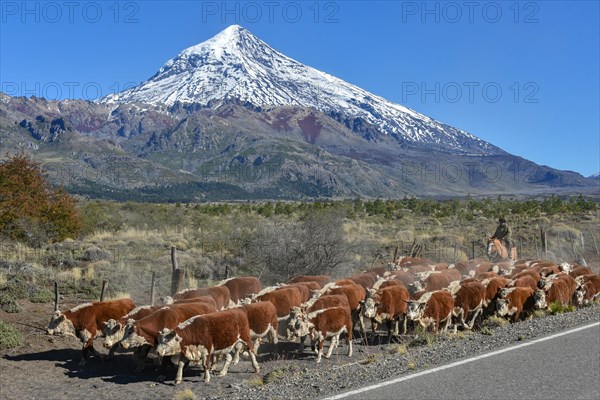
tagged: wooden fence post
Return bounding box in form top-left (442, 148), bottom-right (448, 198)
top-left (170, 246), bottom-right (184, 296)
top-left (100, 280), bottom-right (108, 301)
top-left (171, 269), bottom-right (185, 296)
top-left (541, 229), bottom-right (547, 260)
top-left (471, 241), bottom-right (476, 260)
top-left (171, 246), bottom-right (178, 273)
top-left (150, 271), bottom-right (156, 306)
top-left (53, 281), bottom-right (59, 312)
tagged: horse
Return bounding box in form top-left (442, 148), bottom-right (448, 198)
top-left (487, 238), bottom-right (517, 262)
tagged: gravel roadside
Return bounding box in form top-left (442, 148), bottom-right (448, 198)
top-left (235, 304), bottom-right (600, 400)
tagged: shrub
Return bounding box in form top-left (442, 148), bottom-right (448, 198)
top-left (482, 316), bottom-right (509, 328)
top-left (30, 288), bottom-right (55, 303)
top-left (1, 281), bottom-right (29, 299)
top-left (0, 293), bottom-right (21, 313)
top-left (548, 302), bottom-right (575, 315)
top-left (81, 245), bottom-right (112, 262)
top-left (0, 320), bottom-right (23, 350)
top-left (0, 154), bottom-right (82, 246)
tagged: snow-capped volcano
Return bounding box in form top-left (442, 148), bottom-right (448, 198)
top-left (101, 25), bottom-right (500, 154)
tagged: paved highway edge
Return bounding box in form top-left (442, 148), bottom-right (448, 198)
top-left (323, 321), bottom-right (600, 400)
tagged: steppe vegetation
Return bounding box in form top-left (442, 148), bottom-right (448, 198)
top-left (1, 155), bottom-right (598, 350)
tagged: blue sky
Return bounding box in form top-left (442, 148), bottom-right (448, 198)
top-left (1, 1), bottom-right (598, 176)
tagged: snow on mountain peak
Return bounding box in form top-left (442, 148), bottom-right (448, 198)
top-left (100, 25), bottom-right (500, 154)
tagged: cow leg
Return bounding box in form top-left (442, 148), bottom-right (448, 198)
top-left (346, 331), bottom-right (353, 357)
top-left (79, 339), bottom-right (97, 366)
top-left (269, 325), bottom-right (279, 345)
top-left (325, 335), bottom-right (337, 359)
top-left (357, 313), bottom-right (368, 344)
top-left (315, 340), bottom-right (324, 363)
top-left (219, 353), bottom-right (233, 376)
top-left (253, 338), bottom-right (261, 356)
top-left (174, 356), bottom-right (186, 385)
top-left (468, 308), bottom-right (482, 330)
top-left (210, 354), bottom-right (219, 371)
top-left (248, 344), bottom-right (260, 372)
top-left (444, 313), bottom-right (453, 333)
top-left (134, 345), bottom-right (151, 372)
top-left (299, 334), bottom-right (307, 354)
top-left (203, 354), bottom-right (212, 383)
top-left (401, 315), bottom-right (408, 335)
top-left (232, 342), bottom-right (244, 365)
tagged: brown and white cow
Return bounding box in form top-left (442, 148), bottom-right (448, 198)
top-left (218, 276), bottom-right (261, 304)
top-left (574, 274), bottom-right (600, 307)
top-left (287, 306), bottom-right (353, 363)
top-left (253, 286), bottom-right (303, 321)
top-left (103, 305), bottom-right (161, 354)
top-left (386, 270), bottom-right (415, 289)
top-left (348, 272), bottom-right (378, 290)
top-left (509, 274), bottom-right (539, 291)
top-left (570, 266), bottom-right (594, 279)
top-left (450, 281), bottom-right (486, 330)
top-left (165, 286), bottom-right (231, 310)
top-left (415, 270), bottom-right (461, 292)
top-left (496, 287), bottom-right (535, 322)
top-left (120, 302), bottom-right (217, 351)
top-left (47, 298), bottom-right (135, 366)
top-left (304, 294), bottom-right (351, 314)
top-left (360, 285), bottom-right (410, 338)
top-left (156, 309), bottom-right (259, 384)
top-left (172, 295), bottom-right (218, 308)
top-left (237, 301), bottom-right (279, 354)
top-left (287, 275), bottom-right (331, 288)
top-left (319, 282), bottom-right (367, 336)
top-left (534, 278), bottom-right (572, 310)
top-left (406, 290), bottom-right (454, 334)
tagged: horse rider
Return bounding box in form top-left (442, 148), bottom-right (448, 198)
top-left (491, 216), bottom-right (513, 257)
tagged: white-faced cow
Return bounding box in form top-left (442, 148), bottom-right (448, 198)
top-left (103, 305), bottom-right (161, 356)
top-left (534, 279), bottom-right (572, 310)
top-left (575, 274), bottom-right (600, 307)
top-left (47, 298), bottom-right (135, 366)
top-left (287, 306), bottom-right (353, 363)
top-left (450, 281), bottom-right (486, 330)
top-left (156, 309), bottom-right (259, 384)
top-left (120, 302), bottom-right (217, 352)
top-left (496, 287), bottom-right (535, 322)
top-left (360, 285), bottom-right (410, 339)
top-left (406, 290), bottom-right (454, 334)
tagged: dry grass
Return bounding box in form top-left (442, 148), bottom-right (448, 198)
top-left (107, 291), bottom-right (131, 300)
top-left (483, 316), bottom-right (510, 328)
top-left (173, 388), bottom-right (196, 400)
top-left (388, 343), bottom-right (408, 355)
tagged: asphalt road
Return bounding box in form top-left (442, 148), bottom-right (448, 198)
top-left (325, 322), bottom-right (600, 400)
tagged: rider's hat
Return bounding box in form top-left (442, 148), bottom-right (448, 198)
top-left (498, 216), bottom-right (506, 223)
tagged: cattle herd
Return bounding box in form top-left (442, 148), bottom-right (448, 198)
top-left (45, 257), bottom-right (600, 385)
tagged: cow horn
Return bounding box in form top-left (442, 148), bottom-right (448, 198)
top-left (53, 281), bottom-right (59, 312)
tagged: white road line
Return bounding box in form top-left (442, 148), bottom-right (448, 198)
top-left (323, 322), bottom-right (600, 400)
